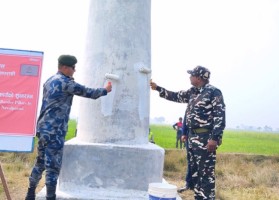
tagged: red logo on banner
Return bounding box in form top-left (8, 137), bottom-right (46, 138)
top-left (0, 49), bottom-right (43, 136)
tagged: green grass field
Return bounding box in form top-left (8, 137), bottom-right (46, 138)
top-left (150, 125), bottom-right (279, 155)
top-left (66, 120), bottom-right (279, 156)
top-left (217, 129), bottom-right (279, 155)
top-left (150, 124), bottom-right (279, 155)
top-left (65, 120), bottom-right (77, 141)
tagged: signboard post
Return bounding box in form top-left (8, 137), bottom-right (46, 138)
top-left (0, 163), bottom-right (12, 200)
top-left (0, 48), bottom-right (43, 152)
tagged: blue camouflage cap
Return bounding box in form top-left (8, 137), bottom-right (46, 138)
top-left (187, 66), bottom-right (210, 80)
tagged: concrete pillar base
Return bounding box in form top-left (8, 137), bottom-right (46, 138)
top-left (36, 138), bottom-right (169, 199)
top-left (36, 186), bottom-right (148, 200)
top-left (36, 184), bottom-right (182, 200)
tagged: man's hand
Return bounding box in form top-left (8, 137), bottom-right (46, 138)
top-left (206, 139), bottom-right (217, 152)
top-left (181, 135), bottom-right (187, 142)
top-left (150, 79), bottom-right (157, 90)
top-left (105, 81), bottom-right (112, 93)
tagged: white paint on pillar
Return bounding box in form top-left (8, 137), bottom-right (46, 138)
top-left (134, 62), bottom-right (151, 120)
top-left (77, 0), bottom-right (151, 145)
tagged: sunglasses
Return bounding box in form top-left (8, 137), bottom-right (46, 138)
top-left (67, 65), bottom-right (75, 70)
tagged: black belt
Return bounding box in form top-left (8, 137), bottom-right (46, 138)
top-left (191, 128), bottom-right (210, 134)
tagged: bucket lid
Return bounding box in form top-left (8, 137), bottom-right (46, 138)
top-left (148, 182), bottom-right (177, 197)
top-left (149, 183), bottom-right (177, 190)
top-left (148, 183), bottom-right (177, 194)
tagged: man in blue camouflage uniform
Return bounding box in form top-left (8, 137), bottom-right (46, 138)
top-left (179, 114), bottom-right (193, 191)
top-left (150, 66), bottom-right (225, 200)
top-left (25, 55), bottom-right (112, 200)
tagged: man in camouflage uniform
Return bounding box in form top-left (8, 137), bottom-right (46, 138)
top-left (25, 55), bottom-right (112, 200)
top-left (150, 66), bottom-right (225, 200)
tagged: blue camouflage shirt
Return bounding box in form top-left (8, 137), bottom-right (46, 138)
top-left (36, 72), bottom-right (107, 137)
top-left (156, 83), bottom-right (226, 141)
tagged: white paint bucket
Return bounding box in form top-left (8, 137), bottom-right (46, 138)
top-left (148, 182), bottom-right (177, 200)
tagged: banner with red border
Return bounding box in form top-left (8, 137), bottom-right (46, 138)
top-left (0, 48), bottom-right (43, 152)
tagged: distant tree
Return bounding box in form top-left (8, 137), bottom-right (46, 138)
top-left (151, 116), bottom-right (166, 124)
top-left (263, 125), bottom-right (272, 132)
top-left (155, 116), bottom-right (165, 123)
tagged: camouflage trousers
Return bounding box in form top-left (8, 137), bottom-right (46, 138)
top-left (188, 131), bottom-right (216, 200)
top-left (28, 132), bottom-right (65, 188)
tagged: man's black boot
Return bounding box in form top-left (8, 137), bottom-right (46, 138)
top-left (25, 187), bottom-right (36, 200)
top-left (46, 186), bottom-right (56, 200)
top-left (177, 184), bottom-right (194, 193)
top-left (46, 194), bottom-right (56, 200)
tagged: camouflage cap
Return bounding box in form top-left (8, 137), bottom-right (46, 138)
top-left (187, 66), bottom-right (210, 80)
top-left (58, 55), bottom-right (77, 66)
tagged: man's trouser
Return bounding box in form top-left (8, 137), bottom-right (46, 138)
top-left (176, 134), bottom-right (183, 149)
top-left (28, 133), bottom-right (64, 198)
top-left (185, 139), bottom-right (193, 188)
top-left (188, 129), bottom-right (216, 200)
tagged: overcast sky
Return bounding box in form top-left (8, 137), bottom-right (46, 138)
top-left (1, 0), bottom-right (279, 129)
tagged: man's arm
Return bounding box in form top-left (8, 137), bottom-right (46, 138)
top-left (207, 89), bottom-right (226, 152)
top-left (66, 80), bottom-right (111, 99)
top-left (211, 89), bottom-right (226, 141)
top-left (150, 80), bottom-right (189, 103)
top-left (173, 123), bottom-right (177, 130)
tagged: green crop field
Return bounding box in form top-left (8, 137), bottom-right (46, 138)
top-left (66, 120), bottom-right (279, 155)
top-left (217, 129), bottom-right (279, 155)
top-left (150, 124), bottom-right (279, 155)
